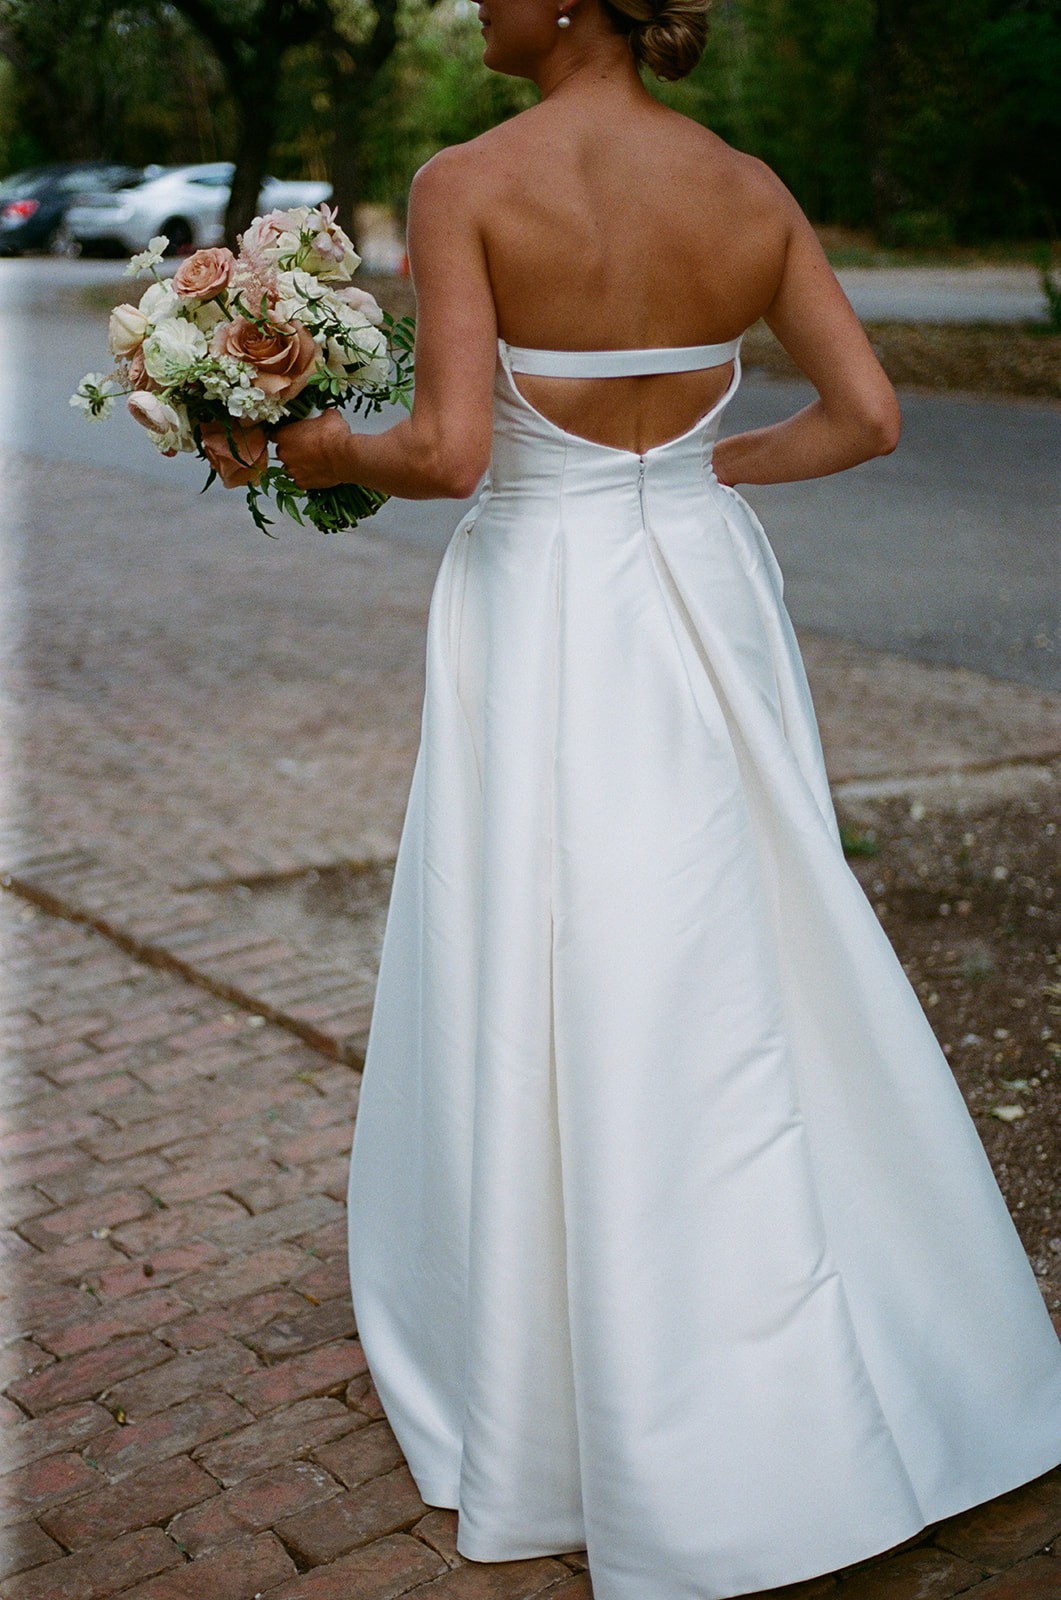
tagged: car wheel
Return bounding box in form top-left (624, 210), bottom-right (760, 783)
top-left (49, 222), bottom-right (81, 258)
top-left (161, 218), bottom-right (194, 256)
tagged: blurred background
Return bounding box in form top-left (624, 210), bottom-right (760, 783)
top-left (1, 0), bottom-right (1060, 257)
top-left (1, 14), bottom-right (1060, 1557)
top-left (1, 0), bottom-right (1058, 688)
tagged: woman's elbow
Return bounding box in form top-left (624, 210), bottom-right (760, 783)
top-left (420, 429), bottom-right (490, 499)
top-left (873, 394), bottom-right (902, 457)
top-left (444, 454), bottom-right (489, 499)
top-left (846, 393), bottom-right (900, 462)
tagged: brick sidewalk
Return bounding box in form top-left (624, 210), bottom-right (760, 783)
top-left (3, 860), bottom-right (1061, 1597)
top-left (2, 449), bottom-right (1060, 1595)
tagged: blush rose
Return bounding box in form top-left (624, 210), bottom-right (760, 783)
top-left (199, 420), bottom-right (270, 488)
top-left (125, 347), bottom-right (160, 392)
top-left (210, 316), bottom-right (320, 404)
top-left (172, 247), bottom-right (235, 301)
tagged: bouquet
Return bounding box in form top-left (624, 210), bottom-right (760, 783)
top-left (70, 205), bottom-right (415, 534)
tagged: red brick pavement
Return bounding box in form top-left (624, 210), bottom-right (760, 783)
top-left (3, 885), bottom-right (1061, 1598)
top-left (3, 451), bottom-right (1061, 1593)
top-left (4, 450), bottom-right (1060, 1075)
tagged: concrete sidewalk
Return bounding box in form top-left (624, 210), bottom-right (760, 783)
top-left (1, 450), bottom-right (1060, 1597)
top-left (835, 264), bottom-right (1048, 326)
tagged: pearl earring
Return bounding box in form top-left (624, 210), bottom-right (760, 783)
top-left (557, 12), bottom-right (571, 24)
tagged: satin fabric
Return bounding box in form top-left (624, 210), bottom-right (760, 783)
top-left (346, 339), bottom-right (1061, 1600)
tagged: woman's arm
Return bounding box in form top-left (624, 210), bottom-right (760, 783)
top-left (713, 192), bottom-right (901, 488)
top-left (275, 148), bottom-right (497, 500)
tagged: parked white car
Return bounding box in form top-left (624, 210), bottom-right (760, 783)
top-left (65, 162), bottom-right (331, 256)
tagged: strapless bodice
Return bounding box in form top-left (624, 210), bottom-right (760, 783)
top-left (488, 336), bottom-right (744, 502)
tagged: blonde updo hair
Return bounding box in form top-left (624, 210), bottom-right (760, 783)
top-left (600, 0), bottom-right (711, 81)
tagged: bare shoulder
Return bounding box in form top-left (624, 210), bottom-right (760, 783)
top-left (410, 116), bottom-right (530, 205)
top-left (409, 141), bottom-right (483, 208)
top-left (692, 126), bottom-right (798, 222)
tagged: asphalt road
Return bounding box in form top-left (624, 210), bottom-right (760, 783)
top-left (2, 258), bottom-right (1059, 689)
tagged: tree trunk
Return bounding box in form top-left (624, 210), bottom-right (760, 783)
top-left (328, 52), bottom-right (368, 241)
top-left (865, 0), bottom-right (897, 233)
top-left (223, 57), bottom-right (280, 246)
top-left (326, 0), bottom-right (401, 246)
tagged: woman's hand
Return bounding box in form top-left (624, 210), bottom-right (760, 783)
top-left (274, 409), bottom-right (354, 490)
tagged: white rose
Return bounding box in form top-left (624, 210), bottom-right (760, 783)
top-left (327, 319), bottom-right (389, 388)
top-left (127, 392), bottom-right (192, 453)
top-left (142, 317), bottom-right (208, 383)
top-left (108, 303), bottom-right (149, 357)
top-left (138, 280), bottom-right (180, 323)
top-left (188, 299), bottom-right (226, 335)
top-left (273, 267), bottom-right (325, 324)
top-left (335, 284), bottom-right (384, 327)
top-left (242, 209), bottom-right (307, 265)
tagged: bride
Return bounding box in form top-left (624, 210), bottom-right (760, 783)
top-left (276, 2), bottom-right (1061, 1596)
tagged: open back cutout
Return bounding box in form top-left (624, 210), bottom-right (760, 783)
top-left (500, 337), bottom-right (743, 456)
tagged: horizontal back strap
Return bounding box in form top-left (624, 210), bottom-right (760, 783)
top-left (503, 336), bottom-right (742, 378)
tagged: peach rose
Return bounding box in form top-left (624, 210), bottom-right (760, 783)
top-left (200, 420), bottom-right (269, 488)
top-left (125, 347), bottom-right (160, 392)
top-left (210, 315), bottom-right (320, 404)
top-left (172, 247), bottom-right (235, 301)
top-left (127, 392), bottom-right (189, 456)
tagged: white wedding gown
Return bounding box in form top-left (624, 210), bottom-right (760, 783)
top-left (346, 335), bottom-right (1061, 1600)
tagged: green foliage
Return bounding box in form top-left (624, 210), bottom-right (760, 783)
top-left (654, 0), bottom-right (876, 226)
top-left (867, 0), bottom-right (1061, 242)
top-left (840, 826), bottom-right (881, 859)
top-left (245, 463), bottom-right (391, 535)
top-left (3, 0), bottom-right (1060, 243)
top-left (353, 0), bottom-right (536, 204)
top-left (0, 0), bottom-right (234, 171)
top-left (1034, 245), bottom-right (1061, 333)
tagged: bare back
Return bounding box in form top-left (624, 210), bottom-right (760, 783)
top-left (391, 55), bottom-right (897, 492)
top-left (465, 91), bottom-right (789, 453)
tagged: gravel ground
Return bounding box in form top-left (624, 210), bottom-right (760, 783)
top-left (742, 320), bottom-right (1061, 402)
top-left (837, 771), bottom-right (1061, 1307)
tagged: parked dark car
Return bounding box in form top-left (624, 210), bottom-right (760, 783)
top-left (0, 162), bottom-right (143, 255)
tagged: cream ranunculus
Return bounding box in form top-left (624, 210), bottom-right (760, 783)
top-left (187, 298), bottom-right (226, 336)
top-left (108, 303), bottom-right (149, 357)
top-left (142, 317), bottom-right (208, 384)
top-left (272, 267), bottom-right (326, 325)
top-left (327, 311), bottom-right (389, 388)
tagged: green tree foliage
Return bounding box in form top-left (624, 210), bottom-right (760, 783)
top-left (1, 0), bottom-right (1059, 244)
top-left (654, 0), bottom-right (876, 225)
top-left (0, 0), bottom-right (232, 172)
top-left (866, 0), bottom-right (1061, 241)
top-left (352, 0), bottom-right (535, 205)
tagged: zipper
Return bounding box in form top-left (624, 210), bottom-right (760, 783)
top-left (637, 455), bottom-right (646, 526)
